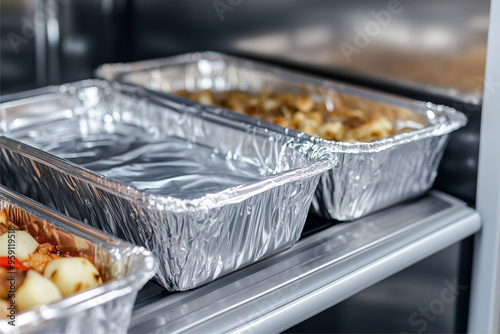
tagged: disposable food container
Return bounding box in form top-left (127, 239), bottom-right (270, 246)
top-left (96, 51), bottom-right (467, 220)
top-left (0, 185), bottom-right (157, 334)
top-left (0, 80), bottom-right (333, 290)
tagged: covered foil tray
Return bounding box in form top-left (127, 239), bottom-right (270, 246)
top-left (0, 185), bottom-right (157, 334)
top-left (0, 80), bottom-right (334, 290)
top-left (96, 51), bottom-right (468, 220)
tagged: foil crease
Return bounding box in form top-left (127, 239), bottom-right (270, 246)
top-left (96, 51), bottom-right (467, 220)
top-left (0, 80), bottom-right (333, 290)
top-left (0, 186), bottom-right (157, 334)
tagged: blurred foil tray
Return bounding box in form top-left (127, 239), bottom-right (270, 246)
top-left (96, 51), bottom-right (467, 220)
top-left (0, 80), bottom-right (333, 291)
top-left (0, 185), bottom-right (157, 334)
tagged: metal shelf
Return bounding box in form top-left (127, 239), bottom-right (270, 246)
top-left (128, 191), bottom-right (480, 334)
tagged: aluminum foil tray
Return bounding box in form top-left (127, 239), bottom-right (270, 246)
top-left (0, 185), bottom-right (157, 334)
top-left (0, 80), bottom-right (333, 290)
top-left (96, 51), bottom-right (467, 220)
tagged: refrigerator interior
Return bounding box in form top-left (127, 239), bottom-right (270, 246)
top-left (1, 0), bottom-right (498, 333)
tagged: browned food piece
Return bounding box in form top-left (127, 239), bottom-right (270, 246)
top-left (0, 209), bottom-right (17, 235)
top-left (0, 209), bottom-right (7, 224)
top-left (0, 267), bottom-right (27, 299)
top-left (26, 252), bottom-right (59, 274)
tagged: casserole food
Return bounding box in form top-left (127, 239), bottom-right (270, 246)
top-left (0, 208), bottom-right (104, 316)
top-left (0, 185), bottom-right (157, 334)
top-left (174, 89), bottom-right (429, 142)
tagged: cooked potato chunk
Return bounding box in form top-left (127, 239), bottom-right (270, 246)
top-left (0, 230), bottom-right (39, 262)
top-left (44, 257), bottom-right (102, 297)
top-left (16, 270), bottom-right (62, 312)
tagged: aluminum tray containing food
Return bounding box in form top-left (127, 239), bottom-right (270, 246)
top-left (0, 185), bottom-right (157, 334)
top-left (0, 80), bottom-right (333, 291)
top-left (96, 51), bottom-right (467, 220)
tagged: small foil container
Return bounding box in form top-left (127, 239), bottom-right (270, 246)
top-left (96, 51), bottom-right (467, 220)
top-left (0, 80), bottom-right (334, 290)
top-left (0, 185), bottom-right (157, 334)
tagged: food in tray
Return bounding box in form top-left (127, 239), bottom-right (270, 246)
top-left (174, 89), bottom-right (429, 142)
top-left (0, 209), bottom-right (103, 317)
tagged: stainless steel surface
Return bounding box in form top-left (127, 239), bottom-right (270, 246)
top-left (469, 0), bottom-right (500, 332)
top-left (97, 51), bottom-right (467, 220)
top-left (127, 191), bottom-right (480, 333)
top-left (286, 236), bottom-right (473, 333)
top-left (0, 185), bottom-right (157, 334)
top-left (0, 79), bottom-right (333, 291)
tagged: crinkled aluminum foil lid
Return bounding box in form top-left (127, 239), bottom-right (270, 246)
top-left (0, 80), bottom-right (334, 290)
top-left (0, 185), bottom-right (158, 334)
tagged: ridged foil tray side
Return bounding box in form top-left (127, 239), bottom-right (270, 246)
top-left (96, 51), bottom-right (467, 220)
top-left (311, 135), bottom-right (450, 220)
top-left (22, 292), bottom-right (137, 334)
top-left (1, 145), bottom-right (321, 290)
top-left (0, 185), bottom-right (157, 334)
top-left (0, 80), bottom-right (333, 290)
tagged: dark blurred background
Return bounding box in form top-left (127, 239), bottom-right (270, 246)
top-left (0, 1), bottom-right (489, 332)
top-left (1, 0), bottom-right (489, 100)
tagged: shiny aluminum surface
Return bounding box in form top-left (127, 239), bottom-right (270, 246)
top-left (0, 80), bottom-right (333, 290)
